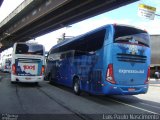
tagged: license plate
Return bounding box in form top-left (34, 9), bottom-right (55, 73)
top-left (128, 88), bottom-right (135, 91)
top-left (25, 78), bottom-right (31, 80)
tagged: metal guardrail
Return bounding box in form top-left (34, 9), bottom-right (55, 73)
top-left (0, 0), bottom-right (33, 27)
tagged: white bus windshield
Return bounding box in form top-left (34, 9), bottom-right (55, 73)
top-left (15, 43), bottom-right (44, 55)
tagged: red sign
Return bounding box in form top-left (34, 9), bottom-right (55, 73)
top-left (23, 65), bottom-right (35, 70)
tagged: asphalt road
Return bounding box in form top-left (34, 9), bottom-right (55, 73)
top-left (0, 72), bottom-right (160, 120)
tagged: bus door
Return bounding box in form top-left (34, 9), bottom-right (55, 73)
top-left (59, 53), bottom-right (69, 86)
top-left (88, 55), bottom-right (102, 93)
top-left (76, 55), bottom-right (90, 91)
top-left (74, 51), bottom-right (99, 92)
top-left (73, 51), bottom-right (89, 91)
top-left (58, 51), bottom-right (74, 86)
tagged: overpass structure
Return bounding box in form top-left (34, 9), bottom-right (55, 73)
top-left (0, 0), bottom-right (138, 52)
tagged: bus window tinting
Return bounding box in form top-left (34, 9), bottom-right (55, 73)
top-left (51, 29), bottom-right (106, 54)
top-left (15, 44), bottom-right (44, 55)
top-left (114, 26), bottom-right (150, 47)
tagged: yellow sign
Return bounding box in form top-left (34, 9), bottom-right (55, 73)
top-left (138, 4), bottom-right (156, 20)
top-left (139, 4), bottom-right (156, 11)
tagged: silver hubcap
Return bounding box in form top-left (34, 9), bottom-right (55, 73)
top-left (74, 82), bottom-right (79, 92)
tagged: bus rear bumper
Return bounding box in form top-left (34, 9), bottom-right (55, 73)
top-left (11, 75), bottom-right (44, 83)
top-left (102, 84), bottom-right (149, 95)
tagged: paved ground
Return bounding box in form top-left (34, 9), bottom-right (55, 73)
top-left (149, 78), bottom-right (160, 87)
top-left (0, 72), bottom-right (160, 120)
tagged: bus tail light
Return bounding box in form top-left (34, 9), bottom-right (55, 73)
top-left (12, 64), bottom-right (16, 75)
top-left (106, 64), bottom-right (116, 84)
top-left (145, 67), bottom-right (150, 84)
top-left (40, 65), bottom-right (45, 75)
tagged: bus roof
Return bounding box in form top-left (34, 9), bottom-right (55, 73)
top-left (51, 24), bottom-right (145, 50)
top-left (15, 42), bottom-right (42, 45)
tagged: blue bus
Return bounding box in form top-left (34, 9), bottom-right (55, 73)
top-left (45, 24), bottom-right (150, 95)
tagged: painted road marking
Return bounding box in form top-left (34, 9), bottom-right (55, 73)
top-left (140, 102), bottom-right (160, 109)
top-left (108, 98), bottom-right (160, 115)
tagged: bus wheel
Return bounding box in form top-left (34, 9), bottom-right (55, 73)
top-left (34, 82), bottom-right (39, 85)
top-left (49, 75), bottom-right (54, 85)
top-left (73, 78), bottom-right (81, 95)
top-left (11, 81), bottom-right (16, 84)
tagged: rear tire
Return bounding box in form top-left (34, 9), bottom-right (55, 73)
top-left (73, 78), bottom-right (81, 95)
top-left (35, 82), bottom-right (39, 85)
top-left (49, 74), bottom-right (54, 85)
top-left (11, 81), bottom-right (16, 84)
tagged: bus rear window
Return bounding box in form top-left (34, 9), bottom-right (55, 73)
top-left (114, 26), bottom-right (150, 47)
top-left (15, 44), bottom-right (44, 55)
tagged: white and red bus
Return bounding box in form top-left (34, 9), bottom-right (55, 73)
top-left (11, 42), bottom-right (45, 84)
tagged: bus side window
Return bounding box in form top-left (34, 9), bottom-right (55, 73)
top-left (66, 52), bottom-right (73, 58)
top-left (60, 53), bottom-right (65, 59)
top-left (82, 29), bottom-right (106, 52)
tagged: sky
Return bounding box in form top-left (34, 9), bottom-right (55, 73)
top-left (0, 0), bottom-right (160, 54)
